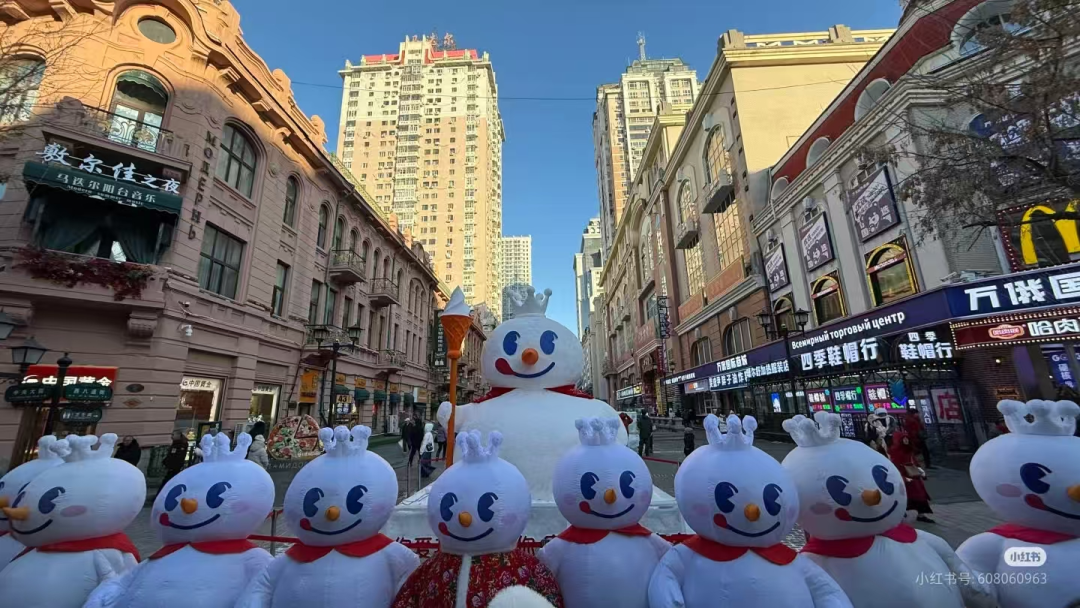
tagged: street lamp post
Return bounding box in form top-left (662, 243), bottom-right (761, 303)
top-left (42, 353), bottom-right (72, 436)
top-left (757, 308), bottom-right (810, 413)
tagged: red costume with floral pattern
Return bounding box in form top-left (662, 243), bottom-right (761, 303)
top-left (392, 549), bottom-right (563, 608)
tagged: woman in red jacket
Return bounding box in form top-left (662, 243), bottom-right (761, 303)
top-left (889, 429), bottom-right (935, 523)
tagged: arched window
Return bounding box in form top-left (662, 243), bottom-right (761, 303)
top-left (639, 213), bottom-right (654, 284)
top-left (332, 217), bottom-right (346, 251)
top-left (109, 70), bottom-right (169, 151)
top-left (0, 58), bottom-right (45, 125)
top-left (691, 338), bottom-right (712, 366)
top-left (723, 319), bottom-right (753, 356)
top-left (396, 269), bottom-right (404, 290)
top-left (348, 229), bottom-right (359, 253)
top-left (362, 240), bottom-right (371, 266)
top-left (954, 1), bottom-right (1022, 56)
top-left (855, 79), bottom-right (892, 121)
top-left (811, 274), bottom-right (846, 325)
top-left (806, 137), bottom-right (831, 167)
top-left (383, 258), bottom-right (391, 282)
top-left (283, 177), bottom-right (299, 226)
top-left (773, 297), bottom-right (795, 333)
top-left (677, 180), bottom-right (694, 224)
top-left (371, 248), bottom-right (382, 278)
top-left (867, 244), bottom-right (917, 306)
top-left (771, 178), bottom-right (790, 202)
top-left (316, 205), bottom-right (329, 249)
top-left (683, 239), bottom-right (705, 297)
top-left (703, 125), bottom-right (727, 185)
top-left (217, 124), bottom-right (257, 196)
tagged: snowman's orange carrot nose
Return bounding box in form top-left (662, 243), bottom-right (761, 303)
top-left (2, 507), bottom-right (28, 520)
top-left (181, 498), bottom-right (199, 514)
top-left (458, 511), bottom-right (473, 527)
top-left (604, 489), bottom-right (617, 504)
top-left (861, 489), bottom-right (882, 506)
top-left (326, 506), bottom-right (341, 521)
top-left (1068, 484), bottom-right (1080, 502)
top-left (521, 348), bottom-right (539, 365)
top-left (0, 496), bottom-right (8, 509)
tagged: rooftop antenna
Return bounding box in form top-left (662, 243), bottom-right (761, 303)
top-left (637, 32), bottom-right (647, 61)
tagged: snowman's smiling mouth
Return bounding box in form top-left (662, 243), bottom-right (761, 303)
top-left (835, 501), bottom-right (898, 523)
top-left (11, 519), bottom-right (52, 535)
top-left (495, 358), bottom-right (555, 379)
top-left (579, 501), bottom-right (635, 519)
top-left (300, 517), bottom-right (364, 535)
top-left (159, 512), bottom-right (220, 530)
top-left (438, 522), bottom-right (495, 542)
top-left (1025, 494), bottom-right (1080, 520)
top-left (712, 514), bottom-right (781, 537)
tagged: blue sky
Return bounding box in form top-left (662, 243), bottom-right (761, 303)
top-left (233, 0), bottom-right (901, 334)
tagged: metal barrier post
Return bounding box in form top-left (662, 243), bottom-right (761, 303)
top-left (269, 510), bottom-right (278, 555)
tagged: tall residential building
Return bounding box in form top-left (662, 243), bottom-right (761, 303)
top-left (593, 37), bottom-right (700, 254)
top-left (336, 33), bottom-right (505, 319)
top-left (573, 218), bottom-right (603, 337)
top-left (500, 236), bottom-right (532, 319)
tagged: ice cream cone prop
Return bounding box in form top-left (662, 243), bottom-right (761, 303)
top-left (440, 288), bottom-right (472, 466)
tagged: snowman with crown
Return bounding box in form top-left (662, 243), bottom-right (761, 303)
top-left (649, 414), bottom-right (851, 607)
top-left (538, 417), bottom-right (669, 608)
top-left (0, 434), bottom-right (144, 608)
top-left (782, 412), bottom-right (995, 608)
top-left (957, 399), bottom-right (1080, 607)
top-left (392, 429), bottom-right (564, 608)
top-left (84, 432), bottom-right (274, 608)
top-left (0, 435), bottom-right (64, 570)
top-left (235, 425), bottom-right (419, 608)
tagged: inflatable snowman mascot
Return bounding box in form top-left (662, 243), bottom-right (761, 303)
top-left (437, 288), bottom-right (626, 503)
top-left (538, 417), bottom-right (669, 608)
top-left (782, 412), bottom-right (994, 608)
top-left (958, 399), bottom-right (1080, 607)
top-left (236, 425), bottom-right (420, 608)
top-left (648, 414), bottom-right (851, 608)
top-left (392, 430), bottom-right (564, 608)
top-left (0, 434), bottom-right (144, 608)
top-left (85, 432), bottom-right (274, 608)
top-left (0, 435), bottom-right (64, 569)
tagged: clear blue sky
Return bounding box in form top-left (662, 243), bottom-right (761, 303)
top-left (233, 0), bottom-right (901, 334)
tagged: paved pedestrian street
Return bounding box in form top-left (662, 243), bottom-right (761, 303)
top-left (126, 429), bottom-right (1000, 557)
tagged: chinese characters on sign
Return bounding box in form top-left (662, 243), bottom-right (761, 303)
top-left (950, 267), bottom-right (1080, 316)
top-left (616, 385), bottom-right (643, 400)
top-left (898, 331), bottom-right (955, 361)
top-left (850, 167), bottom-right (899, 242)
top-left (707, 359), bottom-right (791, 391)
top-left (37, 144), bottom-right (179, 193)
top-left (831, 386), bottom-right (864, 411)
top-left (931, 388), bottom-right (964, 424)
top-left (806, 388), bottom-right (831, 412)
top-left (954, 314), bottom-right (1080, 349)
top-left (180, 377), bottom-right (217, 391)
top-left (63, 384), bottom-right (114, 402)
top-left (765, 245), bottom-right (789, 292)
top-left (865, 383), bottom-right (895, 410)
top-left (800, 213), bottom-right (834, 272)
top-left (60, 408), bottom-right (103, 424)
top-left (800, 338), bottom-right (880, 371)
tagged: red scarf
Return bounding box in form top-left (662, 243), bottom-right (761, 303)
top-left (988, 523), bottom-right (1078, 545)
top-left (557, 524), bottom-right (653, 544)
top-left (682, 535), bottom-right (797, 565)
top-left (149, 538), bottom-right (258, 560)
top-left (801, 524), bottom-right (917, 558)
top-left (472, 385), bottom-right (593, 403)
top-left (15, 532), bottom-right (140, 562)
top-left (285, 533), bottom-right (394, 563)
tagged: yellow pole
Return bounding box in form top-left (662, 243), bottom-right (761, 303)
top-left (446, 354), bottom-right (460, 465)
top-left (441, 314), bottom-right (468, 466)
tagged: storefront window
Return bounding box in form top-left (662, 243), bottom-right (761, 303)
top-left (691, 337), bottom-right (712, 365)
top-left (812, 275), bottom-right (845, 324)
top-left (773, 297), bottom-right (795, 333)
top-left (177, 377), bottom-right (222, 435)
top-left (250, 384), bottom-right (280, 424)
top-left (723, 319), bottom-right (753, 356)
top-left (684, 238), bottom-right (705, 296)
top-left (867, 245), bottom-right (916, 306)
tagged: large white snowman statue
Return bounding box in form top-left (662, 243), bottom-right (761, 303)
top-left (782, 412), bottom-right (994, 608)
top-left (649, 414), bottom-right (851, 608)
top-left (539, 417), bottom-right (669, 608)
top-left (958, 399), bottom-right (1080, 607)
top-left (85, 432), bottom-right (274, 608)
top-left (0, 435), bottom-right (64, 569)
top-left (0, 434), bottom-right (144, 608)
top-left (236, 425), bottom-right (420, 608)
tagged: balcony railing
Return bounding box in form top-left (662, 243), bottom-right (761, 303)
top-left (601, 357), bottom-right (615, 376)
top-left (304, 324), bottom-right (360, 347)
top-left (367, 278), bottom-right (400, 307)
top-left (376, 349), bottom-right (406, 370)
top-left (675, 218), bottom-right (700, 249)
top-left (70, 104), bottom-right (180, 158)
top-left (701, 160), bottom-right (736, 214)
top-left (329, 250), bottom-right (366, 284)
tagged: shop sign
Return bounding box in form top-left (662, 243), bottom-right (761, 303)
top-left (995, 386), bottom-right (1023, 400)
top-left (800, 213), bottom-right (834, 272)
top-left (684, 380), bottom-right (709, 394)
top-left (799, 337), bottom-right (880, 371)
top-left (61, 407), bottom-right (102, 423)
top-left (373, 379), bottom-right (387, 391)
top-left (354, 377), bottom-right (368, 389)
top-left (252, 384), bottom-right (279, 395)
top-left (765, 245), bottom-right (789, 292)
top-left (946, 265), bottom-right (1080, 317)
top-left (954, 312), bottom-right (1080, 349)
top-left (865, 383), bottom-right (895, 411)
top-left (832, 386), bottom-right (865, 411)
top-left (63, 384), bottom-right (113, 402)
top-left (1049, 353), bottom-right (1075, 387)
top-left (770, 392), bottom-right (782, 413)
top-left (851, 167), bottom-right (899, 242)
top-left (23, 365), bottom-right (116, 387)
top-left (617, 385), bottom-right (643, 400)
top-left (416, 388), bottom-right (428, 402)
top-left (5, 384), bottom-right (53, 403)
top-left (335, 373), bottom-right (347, 385)
top-left (897, 330), bottom-right (954, 361)
top-left (299, 370), bottom-right (320, 404)
top-left (389, 383), bottom-right (399, 393)
top-left (788, 290), bottom-right (950, 354)
top-left (180, 377), bottom-right (219, 391)
top-left (806, 388), bottom-right (832, 412)
top-left (931, 387), bottom-right (964, 424)
top-left (839, 412), bottom-right (857, 438)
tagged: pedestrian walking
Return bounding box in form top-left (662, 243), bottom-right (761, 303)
top-left (682, 423), bottom-right (695, 457)
top-left (865, 408), bottom-right (892, 456)
top-left (247, 434), bottom-right (270, 469)
top-left (904, 409), bottom-right (932, 468)
top-left (434, 420), bottom-right (447, 459)
top-left (420, 422), bottom-right (436, 478)
top-left (407, 415), bottom-right (424, 466)
top-left (113, 435), bottom-right (141, 467)
top-left (638, 409), bottom-right (653, 457)
top-left (159, 430), bottom-right (188, 494)
top-left (889, 429), bottom-right (935, 523)
top-left (400, 417), bottom-right (413, 453)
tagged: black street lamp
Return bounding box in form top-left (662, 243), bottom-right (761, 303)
top-left (10, 336), bottom-right (47, 370)
top-left (0, 311), bottom-right (22, 341)
top-left (42, 352), bottom-right (72, 436)
top-left (758, 308), bottom-right (810, 413)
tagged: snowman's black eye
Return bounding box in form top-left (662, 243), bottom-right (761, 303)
top-left (206, 481), bottom-right (231, 509)
top-left (714, 482), bottom-right (738, 513)
top-left (38, 486), bottom-right (65, 514)
top-left (346, 485), bottom-right (368, 514)
top-left (303, 487), bottom-right (324, 517)
top-left (478, 492), bottom-right (498, 522)
top-left (503, 331), bottom-right (520, 355)
top-left (872, 465), bottom-right (895, 496)
top-left (827, 475), bottom-right (852, 506)
top-left (540, 331), bottom-right (557, 355)
top-left (619, 471), bottom-right (636, 498)
top-left (580, 472), bottom-right (599, 500)
top-left (440, 492), bottom-right (458, 521)
top-left (164, 484), bottom-right (187, 511)
top-left (1021, 463), bottom-right (1051, 494)
top-left (763, 484), bottom-right (783, 516)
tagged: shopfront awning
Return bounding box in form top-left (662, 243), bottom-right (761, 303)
top-left (403, 392), bottom-right (415, 404)
top-left (389, 392), bottom-right (401, 404)
top-left (23, 161), bottom-right (183, 215)
top-left (354, 388), bottom-right (370, 402)
top-left (333, 384), bottom-right (351, 395)
top-left (373, 389), bottom-right (386, 402)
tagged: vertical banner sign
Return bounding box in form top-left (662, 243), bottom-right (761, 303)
top-left (806, 388), bottom-right (831, 412)
top-left (800, 213), bottom-right (834, 272)
top-left (765, 245), bottom-right (790, 292)
top-left (299, 370), bottom-right (320, 404)
top-left (850, 167), bottom-right (899, 242)
top-left (931, 388), bottom-right (964, 423)
top-left (839, 413), bottom-right (857, 438)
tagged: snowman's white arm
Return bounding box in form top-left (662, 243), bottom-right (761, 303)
top-left (233, 553), bottom-right (287, 608)
top-left (536, 538), bottom-right (564, 577)
top-left (797, 555), bottom-right (853, 608)
top-left (647, 533), bottom-right (672, 561)
top-left (84, 558), bottom-right (142, 608)
top-left (918, 530), bottom-right (997, 608)
top-left (956, 532), bottom-right (1004, 578)
top-left (386, 541), bottom-right (422, 593)
top-left (437, 401), bottom-right (472, 429)
top-left (647, 546), bottom-right (687, 608)
top-left (241, 548), bottom-right (274, 583)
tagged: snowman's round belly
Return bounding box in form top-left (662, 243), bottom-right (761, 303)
top-left (457, 393), bottom-right (625, 499)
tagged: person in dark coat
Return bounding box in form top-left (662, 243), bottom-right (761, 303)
top-left (682, 423), bottom-right (695, 457)
top-left (407, 416), bottom-right (424, 466)
top-left (248, 420), bottom-right (267, 441)
top-left (160, 430), bottom-right (189, 493)
top-left (114, 435), bottom-right (141, 467)
top-left (638, 409), bottom-right (653, 457)
top-left (400, 417), bottom-right (413, 453)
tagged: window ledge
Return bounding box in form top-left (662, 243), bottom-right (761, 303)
top-left (212, 176), bottom-right (254, 203)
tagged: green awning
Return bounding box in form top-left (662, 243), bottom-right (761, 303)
top-left (354, 388), bottom-right (370, 402)
top-left (389, 392), bottom-right (401, 404)
top-left (403, 392), bottom-right (415, 404)
top-left (23, 161), bottom-right (183, 215)
top-left (373, 390), bottom-right (386, 401)
top-left (333, 384), bottom-right (351, 395)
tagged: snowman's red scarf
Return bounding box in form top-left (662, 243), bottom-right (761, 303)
top-left (285, 533), bottom-right (394, 562)
top-left (988, 523), bottom-right (1077, 544)
top-left (14, 532), bottom-right (140, 562)
top-left (472, 385), bottom-right (593, 403)
top-left (801, 523), bottom-right (917, 558)
top-left (682, 535), bottom-right (797, 565)
top-left (557, 523), bottom-right (653, 544)
top-left (149, 538), bottom-right (258, 560)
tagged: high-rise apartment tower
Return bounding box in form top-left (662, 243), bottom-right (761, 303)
top-left (500, 235), bottom-right (532, 320)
